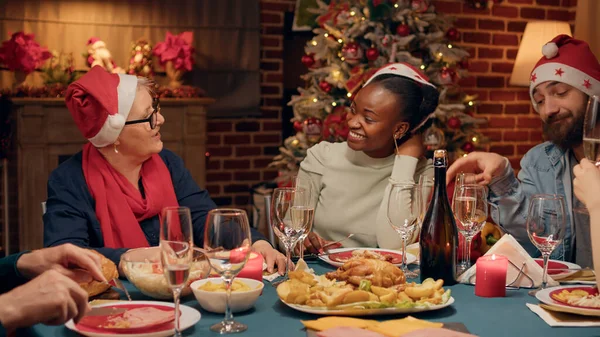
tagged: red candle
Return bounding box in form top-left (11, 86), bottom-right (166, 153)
top-left (475, 254), bottom-right (508, 298)
top-left (237, 252), bottom-right (264, 282)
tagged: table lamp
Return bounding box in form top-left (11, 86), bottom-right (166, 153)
top-left (509, 21), bottom-right (572, 86)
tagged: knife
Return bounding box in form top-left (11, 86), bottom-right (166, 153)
top-left (85, 306), bottom-right (128, 317)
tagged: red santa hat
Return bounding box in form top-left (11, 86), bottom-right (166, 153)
top-left (530, 34), bottom-right (600, 111)
top-left (65, 66), bottom-right (138, 147)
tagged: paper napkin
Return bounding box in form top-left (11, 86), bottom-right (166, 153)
top-left (458, 234), bottom-right (559, 288)
top-left (526, 303), bottom-right (600, 327)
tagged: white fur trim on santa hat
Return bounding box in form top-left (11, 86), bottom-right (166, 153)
top-left (88, 74), bottom-right (138, 147)
top-left (363, 63), bottom-right (436, 89)
top-left (529, 62), bottom-right (600, 112)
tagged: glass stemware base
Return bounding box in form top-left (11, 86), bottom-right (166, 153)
top-left (210, 321), bottom-right (248, 334)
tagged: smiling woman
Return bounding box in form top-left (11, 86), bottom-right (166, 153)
top-left (297, 63), bottom-right (439, 253)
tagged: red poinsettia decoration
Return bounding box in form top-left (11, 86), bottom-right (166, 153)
top-left (0, 32), bottom-right (52, 74)
top-left (152, 31), bottom-right (195, 72)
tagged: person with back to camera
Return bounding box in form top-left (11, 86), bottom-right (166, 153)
top-left (297, 63), bottom-right (439, 254)
top-left (43, 66), bottom-right (287, 275)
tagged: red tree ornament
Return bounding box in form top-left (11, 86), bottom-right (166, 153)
top-left (319, 80), bottom-right (333, 93)
top-left (446, 28), bottom-right (460, 42)
top-left (301, 54), bottom-right (315, 68)
top-left (396, 24), bottom-right (411, 37)
top-left (303, 117), bottom-right (323, 143)
top-left (366, 47), bottom-right (379, 61)
top-left (447, 116), bottom-right (462, 129)
top-left (411, 0), bottom-right (429, 13)
top-left (462, 141), bottom-right (475, 153)
top-left (341, 42), bottom-right (363, 65)
top-left (293, 120), bottom-right (304, 132)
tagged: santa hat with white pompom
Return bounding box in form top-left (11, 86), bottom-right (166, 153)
top-left (65, 65), bottom-right (138, 147)
top-left (529, 34), bottom-right (600, 111)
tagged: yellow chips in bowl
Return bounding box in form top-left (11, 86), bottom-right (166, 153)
top-left (198, 280), bottom-right (255, 292)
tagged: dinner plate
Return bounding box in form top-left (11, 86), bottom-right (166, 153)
top-left (536, 285), bottom-right (600, 316)
top-left (65, 301), bottom-right (200, 337)
top-left (319, 247), bottom-right (417, 268)
top-left (281, 296), bottom-right (454, 316)
top-left (533, 258), bottom-right (581, 280)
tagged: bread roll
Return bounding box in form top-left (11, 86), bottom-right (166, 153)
top-left (79, 250), bottom-right (119, 297)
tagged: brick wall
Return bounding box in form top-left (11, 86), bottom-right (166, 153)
top-left (208, 0), bottom-right (578, 208)
top-left (432, 0), bottom-right (577, 169)
top-left (205, 0), bottom-right (295, 207)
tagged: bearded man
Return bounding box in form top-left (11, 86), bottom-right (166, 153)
top-left (446, 35), bottom-right (600, 267)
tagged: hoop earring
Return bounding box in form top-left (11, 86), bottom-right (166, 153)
top-left (113, 144), bottom-right (119, 154)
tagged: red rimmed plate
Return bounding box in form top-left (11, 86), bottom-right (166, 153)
top-left (319, 248), bottom-right (416, 268)
top-left (536, 285), bottom-right (600, 316)
top-left (66, 301), bottom-right (200, 337)
top-left (533, 258), bottom-right (580, 280)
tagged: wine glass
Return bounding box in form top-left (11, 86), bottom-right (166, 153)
top-left (576, 95), bottom-right (600, 213)
top-left (453, 172), bottom-right (478, 273)
top-left (203, 208), bottom-right (252, 333)
top-left (526, 194), bottom-right (566, 296)
top-left (387, 182), bottom-right (421, 279)
top-left (452, 185), bottom-right (488, 271)
top-left (271, 187), bottom-right (311, 277)
top-left (293, 175), bottom-right (313, 260)
top-left (159, 206), bottom-right (193, 337)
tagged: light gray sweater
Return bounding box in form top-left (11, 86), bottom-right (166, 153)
top-left (298, 141), bottom-right (433, 249)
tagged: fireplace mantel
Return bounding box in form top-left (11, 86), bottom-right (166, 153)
top-left (9, 97), bottom-right (214, 251)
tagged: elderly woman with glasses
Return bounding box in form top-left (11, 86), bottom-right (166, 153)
top-left (43, 66), bottom-right (287, 274)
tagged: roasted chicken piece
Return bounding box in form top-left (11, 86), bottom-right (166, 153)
top-left (325, 258), bottom-right (406, 288)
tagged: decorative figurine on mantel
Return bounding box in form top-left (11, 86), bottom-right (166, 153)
top-left (84, 37), bottom-right (125, 74)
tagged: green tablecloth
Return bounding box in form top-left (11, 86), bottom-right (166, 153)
top-left (27, 261), bottom-right (600, 336)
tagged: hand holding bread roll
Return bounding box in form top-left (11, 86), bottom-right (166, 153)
top-left (79, 250), bottom-right (119, 297)
top-left (15, 244), bottom-right (106, 283)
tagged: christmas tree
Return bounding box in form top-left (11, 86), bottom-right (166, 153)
top-left (270, 0), bottom-right (487, 182)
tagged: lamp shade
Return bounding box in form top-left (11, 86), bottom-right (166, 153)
top-left (509, 21), bottom-right (572, 86)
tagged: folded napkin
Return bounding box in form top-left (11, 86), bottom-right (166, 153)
top-left (526, 303), bottom-right (600, 327)
top-left (458, 234), bottom-right (559, 288)
top-left (560, 269), bottom-right (596, 283)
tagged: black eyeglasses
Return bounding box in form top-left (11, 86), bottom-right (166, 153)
top-left (124, 97), bottom-right (160, 129)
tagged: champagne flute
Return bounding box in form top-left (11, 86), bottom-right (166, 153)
top-left (453, 172), bottom-right (477, 273)
top-left (159, 206), bottom-right (193, 337)
top-left (387, 182), bottom-right (421, 279)
top-left (526, 194), bottom-right (566, 296)
top-left (576, 95), bottom-right (600, 213)
top-left (271, 187), bottom-right (310, 277)
top-left (293, 175), bottom-right (313, 260)
top-left (204, 208), bottom-right (252, 333)
top-left (453, 185), bottom-right (488, 271)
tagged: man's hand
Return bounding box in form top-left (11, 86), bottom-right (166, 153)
top-left (252, 240), bottom-right (290, 275)
top-left (446, 151), bottom-right (509, 186)
top-left (573, 158), bottom-right (600, 210)
top-left (0, 270), bottom-right (91, 330)
top-left (396, 134), bottom-right (424, 158)
top-left (16, 244), bottom-right (106, 283)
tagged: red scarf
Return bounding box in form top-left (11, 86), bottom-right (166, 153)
top-left (82, 143), bottom-right (180, 248)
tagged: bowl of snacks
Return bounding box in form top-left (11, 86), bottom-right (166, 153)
top-left (120, 247), bottom-right (210, 300)
top-left (191, 277), bottom-right (264, 313)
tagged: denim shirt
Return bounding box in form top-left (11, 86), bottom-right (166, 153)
top-left (487, 141), bottom-right (573, 261)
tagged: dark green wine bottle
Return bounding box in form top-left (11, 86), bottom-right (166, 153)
top-left (419, 149), bottom-right (458, 285)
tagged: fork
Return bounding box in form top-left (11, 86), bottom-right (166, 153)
top-left (321, 233), bottom-right (355, 251)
